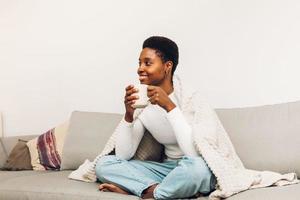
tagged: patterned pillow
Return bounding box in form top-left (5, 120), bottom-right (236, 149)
top-left (26, 121), bottom-right (69, 170)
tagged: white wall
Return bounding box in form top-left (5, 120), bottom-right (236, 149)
top-left (1, 0), bottom-right (300, 136)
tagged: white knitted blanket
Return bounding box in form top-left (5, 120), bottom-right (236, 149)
top-left (68, 74), bottom-right (299, 199)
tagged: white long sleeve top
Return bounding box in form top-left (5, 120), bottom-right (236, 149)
top-left (115, 91), bottom-right (199, 161)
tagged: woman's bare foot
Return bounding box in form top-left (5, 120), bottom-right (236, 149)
top-left (141, 183), bottom-right (159, 199)
top-left (99, 183), bottom-right (131, 195)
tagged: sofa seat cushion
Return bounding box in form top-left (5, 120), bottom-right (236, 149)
top-left (227, 184), bottom-right (300, 200)
top-left (0, 171), bottom-right (139, 200)
top-left (0, 170), bottom-right (43, 181)
top-left (1, 171), bottom-right (298, 200)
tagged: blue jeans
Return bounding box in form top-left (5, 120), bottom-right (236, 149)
top-left (95, 155), bottom-right (216, 199)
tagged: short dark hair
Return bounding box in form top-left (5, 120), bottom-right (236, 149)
top-left (142, 36), bottom-right (179, 76)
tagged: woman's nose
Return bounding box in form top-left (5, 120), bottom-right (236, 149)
top-left (137, 65), bottom-right (144, 74)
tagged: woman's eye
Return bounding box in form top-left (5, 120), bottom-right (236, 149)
top-left (146, 62), bottom-right (151, 66)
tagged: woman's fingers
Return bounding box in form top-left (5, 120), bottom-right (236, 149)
top-left (147, 90), bottom-right (156, 98)
top-left (124, 96), bottom-right (139, 107)
top-left (126, 89), bottom-right (138, 97)
top-left (125, 86), bottom-right (138, 97)
top-left (125, 85), bottom-right (134, 90)
top-left (124, 99), bottom-right (136, 106)
top-left (148, 96), bottom-right (158, 104)
top-left (124, 85), bottom-right (139, 106)
top-left (126, 95), bottom-right (139, 101)
top-left (124, 94), bottom-right (139, 104)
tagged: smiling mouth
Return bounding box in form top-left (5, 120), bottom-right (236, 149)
top-left (139, 75), bottom-right (148, 81)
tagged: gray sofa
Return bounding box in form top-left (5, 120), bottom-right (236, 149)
top-left (1, 100), bottom-right (300, 200)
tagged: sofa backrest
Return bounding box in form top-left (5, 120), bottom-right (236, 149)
top-left (2, 100), bottom-right (298, 176)
top-left (1, 135), bottom-right (38, 155)
top-left (60, 101), bottom-right (300, 174)
top-left (60, 111), bottom-right (123, 170)
top-left (215, 100), bottom-right (300, 176)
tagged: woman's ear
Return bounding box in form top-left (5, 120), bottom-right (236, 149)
top-left (165, 61), bottom-right (173, 75)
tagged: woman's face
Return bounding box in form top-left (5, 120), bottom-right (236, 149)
top-left (137, 47), bottom-right (168, 86)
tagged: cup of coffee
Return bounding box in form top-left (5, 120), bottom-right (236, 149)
top-left (132, 84), bottom-right (149, 109)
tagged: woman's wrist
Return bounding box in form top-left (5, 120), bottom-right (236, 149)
top-left (124, 113), bottom-right (133, 123)
top-left (164, 102), bottom-right (176, 112)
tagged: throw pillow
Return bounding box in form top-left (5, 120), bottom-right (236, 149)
top-left (26, 121), bottom-right (69, 170)
top-left (133, 129), bottom-right (165, 162)
top-left (2, 139), bottom-right (32, 170)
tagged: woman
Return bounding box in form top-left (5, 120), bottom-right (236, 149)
top-left (95, 36), bottom-right (216, 199)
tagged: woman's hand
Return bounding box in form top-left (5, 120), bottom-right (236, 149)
top-left (147, 85), bottom-right (176, 112)
top-left (124, 85), bottom-right (139, 122)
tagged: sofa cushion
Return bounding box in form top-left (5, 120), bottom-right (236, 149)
top-left (0, 171), bottom-right (140, 200)
top-left (60, 111), bottom-right (123, 170)
top-left (227, 184), bottom-right (300, 200)
top-left (0, 170), bottom-right (46, 180)
top-left (215, 100), bottom-right (300, 176)
top-left (0, 170), bottom-right (298, 200)
top-left (3, 139), bottom-right (32, 170)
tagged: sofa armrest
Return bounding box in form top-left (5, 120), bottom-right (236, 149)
top-left (0, 138), bottom-right (8, 169)
top-left (0, 112), bottom-right (3, 138)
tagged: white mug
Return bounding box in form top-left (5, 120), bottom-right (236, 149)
top-left (132, 84), bottom-right (149, 109)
